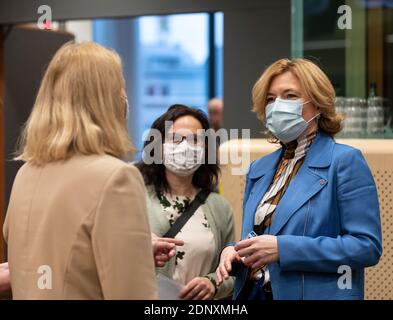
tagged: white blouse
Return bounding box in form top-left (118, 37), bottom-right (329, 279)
top-left (159, 192), bottom-right (216, 285)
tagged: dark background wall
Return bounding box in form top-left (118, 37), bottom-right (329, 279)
top-left (224, 3), bottom-right (291, 137)
top-left (0, 0), bottom-right (280, 24)
top-left (4, 27), bottom-right (74, 209)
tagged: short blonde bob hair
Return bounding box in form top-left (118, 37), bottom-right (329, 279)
top-left (252, 58), bottom-right (343, 140)
top-left (16, 41), bottom-right (134, 165)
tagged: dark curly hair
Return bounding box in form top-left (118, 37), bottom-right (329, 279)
top-left (135, 104), bottom-right (220, 196)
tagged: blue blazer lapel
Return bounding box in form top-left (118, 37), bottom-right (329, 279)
top-left (241, 148), bottom-right (282, 239)
top-left (269, 131), bottom-right (335, 235)
top-left (242, 168), bottom-right (276, 238)
top-left (269, 165), bottom-right (327, 235)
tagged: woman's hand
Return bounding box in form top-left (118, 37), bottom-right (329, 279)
top-left (215, 245), bottom-right (242, 286)
top-left (151, 233), bottom-right (184, 267)
top-left (0, 262), bottom-right (11, 298)
top-left (234, 235), bottom-right (279, 269)
top-left (179, 277), bottom-right (215, 300)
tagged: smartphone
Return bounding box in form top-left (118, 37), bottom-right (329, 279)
top-left (247, 231), bottom-right (258, 239)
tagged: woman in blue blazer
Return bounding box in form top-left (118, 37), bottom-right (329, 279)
top-left (215, 58), bottom-right (382, 300)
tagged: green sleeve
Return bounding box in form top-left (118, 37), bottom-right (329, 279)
top-left (208, 196), bottom-right (236, 300)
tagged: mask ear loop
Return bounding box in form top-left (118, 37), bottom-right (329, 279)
top-left (305, 113), bottom-right (321, 135)
top-left (307, 113), bottom-right (321, 123)
top-left (302, 100), bottom-right (320, 126)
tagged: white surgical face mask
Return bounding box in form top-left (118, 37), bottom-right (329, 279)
top-left (266, 97), bottom-right (320, 143)
top-left (163, 140), bottom-right (204, 177)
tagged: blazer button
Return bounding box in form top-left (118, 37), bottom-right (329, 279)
top-left (320, 179), bottom-right (326, 185)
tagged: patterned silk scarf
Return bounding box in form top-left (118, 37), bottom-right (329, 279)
top-left (253, 127), bottom-right (318, 235)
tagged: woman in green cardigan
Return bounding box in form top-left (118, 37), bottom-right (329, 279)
top-left (137, 104), bottom-right (235, 300)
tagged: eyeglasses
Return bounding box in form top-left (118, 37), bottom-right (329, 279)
top-left (165, 132), bottom-right (205, 146)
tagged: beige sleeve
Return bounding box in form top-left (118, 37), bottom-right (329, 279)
top-left (91, 164), bottom-right (158, 299)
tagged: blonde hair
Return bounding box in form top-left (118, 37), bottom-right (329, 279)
top-left (252, 58), bottom-right (344, 140)
top-left (16, 41), bottom-right (134, 165)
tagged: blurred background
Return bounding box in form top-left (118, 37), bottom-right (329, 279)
top-left (1, 0), bottom-right (393, 266)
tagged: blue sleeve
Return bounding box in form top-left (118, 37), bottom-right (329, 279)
top-left (277, 148), bottom-right (382, 273)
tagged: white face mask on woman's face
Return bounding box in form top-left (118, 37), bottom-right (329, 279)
top-left (266, 98), bottom-right (320, 143)
top-left (163, 140), bottom-right (205, 177)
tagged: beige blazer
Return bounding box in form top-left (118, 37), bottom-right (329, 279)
top-left (3, 155), bottom-right (157, 300)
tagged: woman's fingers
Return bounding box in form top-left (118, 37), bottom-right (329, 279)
top-left (216, 268), bottom-right (223, 286)
top-left (224, 256), bottom-right (233, 274)
top-left (193, 288), bottom-right (208, 300)
top-left (179, 279), bottom-right (197, 299)
top-left (152, 236), bottom-right (184, 259)
top-left (155, 261), bottom-right (166, 267)
top-left (243, 253), bottom-right (262, 267)
top-left (252, 259), bottom-right (266, 270)
top-left (234, 253), bottom-right (243, 262)
top-left (155, 253), bottom-right (170, 262)
top-left (155, 260), bottom-right (168, 266)
top-left (180, 278), bottom-right (212, 300)
top-left (152, 236), bottom-right (184, 267)
top-left (216, 246), bottom-right (240, 286)
top-left (156, 251), bottom-right (171, 257)
top-left (219, 261), bottom-right (229, 281)
top-left (154, 248), bottom-right (174, 266)
top-left (183, 283), bottom-right (201, 300)
top-left (151, 233), bottom-right (183, 247)
top-left (154, 240), bottom-right (175, 252)
top-left (159, 237), bottom-right (184, 246)
top-left (236, 246), bottom-right (256, 258)
top-left (167, 248), bottom-right (176, 258)
top-left (153, 241), bottom-right (180, 266)
top-left (202, 292), bottom-right (212, 300)
top-left (234, 238), bottom-right (253, 251)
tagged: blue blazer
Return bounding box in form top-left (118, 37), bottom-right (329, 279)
top-left (233, 131), bottom-right (382, 300)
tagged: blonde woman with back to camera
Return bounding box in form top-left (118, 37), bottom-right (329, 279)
top-left (3, 42), bottom-right (157, 299)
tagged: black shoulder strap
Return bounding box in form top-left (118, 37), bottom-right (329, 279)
top-left (163, 190), bottom-right (211, 239)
